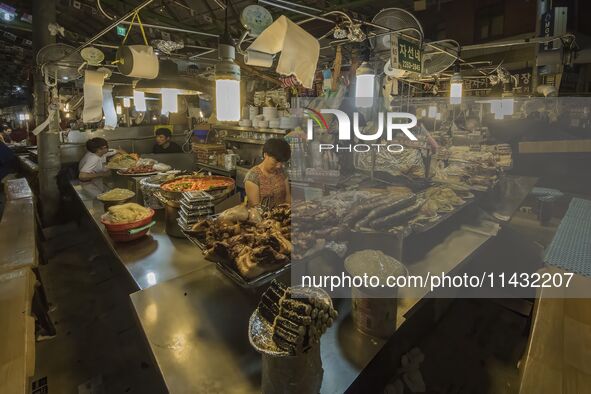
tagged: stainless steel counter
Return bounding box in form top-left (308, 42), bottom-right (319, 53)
top-left (72, 175), bottom-right (538, 393)
top-left (130, 266), bottom-right (385, 394)
top-left (70, 179), bottom-right (208, 290)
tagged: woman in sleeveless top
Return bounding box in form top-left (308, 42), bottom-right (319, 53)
top-left (244, 138), bottom-right (291, 210)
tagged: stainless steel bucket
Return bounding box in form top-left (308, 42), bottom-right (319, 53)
top-left (261, 344), bottom-right (323, 394)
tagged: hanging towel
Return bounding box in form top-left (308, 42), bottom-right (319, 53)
top-left (82, 70), bottom-right (105, 123)
top-left (247, 16), bottom-right (319, 89)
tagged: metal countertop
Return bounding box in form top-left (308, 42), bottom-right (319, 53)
top-left (73, 175), bottom-right (538, 393)
top-left (130, 266), bottom-right (385, 394)
top-left (70, 179), bottom-right (208, 290)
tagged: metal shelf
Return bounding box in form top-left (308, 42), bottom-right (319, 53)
top-left (223, 137), bottom-right (266, 145)
top-left (212, 124), bottom-right (287, 135)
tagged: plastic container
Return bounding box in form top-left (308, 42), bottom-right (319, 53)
top-left (192, 129), bottom-right (209, 144)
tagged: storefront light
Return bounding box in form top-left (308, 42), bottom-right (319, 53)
top-left (18, 113), bottom-right (25, 121)
top-left (501, 98), bottom-right (514, 116)
top-left (123, 97), bottom-right (131, 108)
top-left (449, 68), bottom-right (463, 105)
top-left (161, 88), bottom-right (179, 115)
top-left (215, 39), bottom-right (241, 121)
top-left (133, 90), bottom-right (146, 112)
top-left (355, 62), bottom-right (375, 108)
top-left (428, 106), bottom-right (437, 118)
top-left (116, 104), bottom-right (122, 115)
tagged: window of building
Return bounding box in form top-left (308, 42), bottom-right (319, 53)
top-left (475, 2), bottom-right (505, 41)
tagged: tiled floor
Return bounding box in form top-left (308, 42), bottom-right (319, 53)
top-left (32, 221), bottom-right (165, 394)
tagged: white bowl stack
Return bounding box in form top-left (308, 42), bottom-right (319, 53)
top-left (262, 107), bottom-right (278, 120)
top-left (279, 116), bottom-right (298, 129)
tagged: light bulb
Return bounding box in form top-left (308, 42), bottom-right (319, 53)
top-left (133, 90), bottom-right (146, 112)
top-left (116, 104), bottom-right (122, 115)
top-left (355, 62), bottom-right (374, 109)
top-left (491, 100), bottom-right (504, 119)
top-left (450, 72), bottom-right (463, 105)
top-left (216, 79), bottom-right (240, 121)
top-left (501, 98), bottom-right (514, 116)
top-left (428, 106), bottom-right (437, 118)
top-left (65, 112), bottom-right (70, 118)
top-left (123, 97), bottom-right (131, 108)
top-left (161, 88), bottom-right (179, 115)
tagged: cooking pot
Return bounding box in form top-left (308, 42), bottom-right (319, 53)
top-left (154, 191), bottom-right (184, 238)
top-left (159, 175), bottom-right (235, 202)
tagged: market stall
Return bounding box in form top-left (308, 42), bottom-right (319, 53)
top-left (10, 0), bottom-right (591, 392)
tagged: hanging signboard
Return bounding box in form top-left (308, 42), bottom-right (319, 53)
top-left (390, 35), bottom-right (422, 74)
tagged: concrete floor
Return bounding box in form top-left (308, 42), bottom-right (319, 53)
top-left (32, 220), bottom-right (165, 394)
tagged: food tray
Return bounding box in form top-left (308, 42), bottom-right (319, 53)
top-left (181, 229), bottom-right (292, 288)
top-left (180, 199), bottom-right (214, 211)
top-left (181, 190), bottom-right (214, 202)
top-left (411, 198), bottom-right (473, 234)
top-left (179, 204), bottom-right (213, 218)
top-left (179, 211), bottom-right (209, 225)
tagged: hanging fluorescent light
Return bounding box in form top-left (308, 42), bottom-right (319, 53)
top-left (133, 90), bottom-right (147, 112)
top-left (161, 88), bottom-right (179, 114)
top-left (355, 61), bottom-right (374, 108)
top-left (428, 106), bottom-right (437, 118)
top-left (449, 64), bottom-right (462, 105)
top-left (123, 97), bottom-right (131, 108)
top-left (215, 6), bottom-right (240, 122)
top-left (501, 98), bottom-right (514, 116)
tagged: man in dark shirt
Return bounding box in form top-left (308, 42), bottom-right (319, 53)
top-left (152, 128), bottom-right (182, 154)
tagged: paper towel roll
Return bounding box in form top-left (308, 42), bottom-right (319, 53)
top-left (244, 50), bottom-right (274, 68)
top-left (102, 85), bottom-right (117, 130)
top-left (83, 70), bottom-right (105, 123)
top-left (117, 45), bottom-right (159, 79)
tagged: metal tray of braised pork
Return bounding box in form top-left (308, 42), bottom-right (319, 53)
top-left (181, 227), bottom-right (293, 289)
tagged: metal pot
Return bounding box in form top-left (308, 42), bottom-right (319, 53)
top-left (159, 175), bottom-right (235, 203)
top-left (154, 191), bottom-right (185, 238)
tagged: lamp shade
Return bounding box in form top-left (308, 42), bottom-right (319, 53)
top-left (135, 60), bottom-right (202, 95)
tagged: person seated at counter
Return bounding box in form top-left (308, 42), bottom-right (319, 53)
top-left (0, 136), bottom-right (17, 182)
top-left (0, 126), bottom-right (12, 144)
top-left (78, 137), bottom-right (120, 182)
top-left (152, 128), bottom-right (182, 154)
top-left (245, 138), bottom-right (291, 210)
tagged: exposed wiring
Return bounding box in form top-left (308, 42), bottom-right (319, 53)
top-left (96, 0), bottom-right (115, 20)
